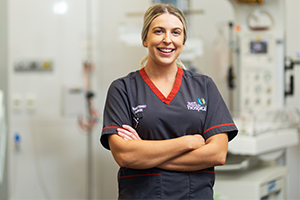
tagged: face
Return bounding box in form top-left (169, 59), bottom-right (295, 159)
top-left (143, 13), bottom-right (184, 68)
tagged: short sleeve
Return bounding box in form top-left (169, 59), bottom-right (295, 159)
top-left (202, 77), bottom-right (238, 141)
top-left (100, 79), bottom-right (132, 150)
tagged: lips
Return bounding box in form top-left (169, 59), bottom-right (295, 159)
top-left (157, 48), bottom-right (174, 55)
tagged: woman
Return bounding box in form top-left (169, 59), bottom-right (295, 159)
top-left (100, 4), bottom-right (238, 200)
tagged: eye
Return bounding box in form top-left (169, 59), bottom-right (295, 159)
top-left (154, 29), bottom-right (163, 34)
top-left (173, 29), bottom-right (181, 35)
top-left (173, 31), bottom-right (179, 35)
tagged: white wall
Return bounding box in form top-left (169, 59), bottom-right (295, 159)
top-left (8, 0), bottom-right (100, 199)
top-left (6, 0), bottom-right (300, 200)
top-left (8, 0), bottom-right (152, 199)
top-left (0, 0), bottom-right (9, 199)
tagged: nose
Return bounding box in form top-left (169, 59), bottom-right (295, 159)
top-left (163, 32), bottom-right (171, 43)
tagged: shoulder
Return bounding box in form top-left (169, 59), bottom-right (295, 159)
top-left (109, 70), bottom-right (141, 90)
top-left (182, 69), bottom-right (214, 85)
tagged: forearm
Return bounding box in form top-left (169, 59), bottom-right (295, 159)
top-left (108, 134), bottom-right (202, 169)
top-left (157, 144), bottom-right (226, 171)
top-left (157, 133), bottom-right (228, 171)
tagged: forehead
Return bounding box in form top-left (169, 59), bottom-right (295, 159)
top-left (150, 13), bottom-right (183, 29)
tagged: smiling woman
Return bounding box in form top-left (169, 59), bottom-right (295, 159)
top-left (100, 3), bottom-right (238, 200)
top-left (142, 12), bottom-right (184, 91)
top-left (140, 4), bottom-right (187, 70)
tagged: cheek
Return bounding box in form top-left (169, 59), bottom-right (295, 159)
top-left (175, 41), bottom-right (184, 49)
top-left (174, 37), bottom-right (184, 47)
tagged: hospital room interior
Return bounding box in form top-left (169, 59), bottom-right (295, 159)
top-left (0, 0), bottom-right (300, 199)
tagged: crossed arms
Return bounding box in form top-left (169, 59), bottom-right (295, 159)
top-left (108, 125), bottom-right (229, 172)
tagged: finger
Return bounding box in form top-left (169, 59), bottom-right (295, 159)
top-left (122, 124), bottom-right (136, 132)
top-left (117, 131), bottom-right (134, 141)
top-left (117, 128), bottom-right (138, 140)
top-left (122, 125), bottom-right (141, 140)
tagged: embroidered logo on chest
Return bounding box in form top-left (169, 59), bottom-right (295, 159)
top-left (132, 105), bottom-right (147, 114)
top-left (132, 105), bottom-right (147, 129)
top-left (187, 98), bottom-right (207, 112)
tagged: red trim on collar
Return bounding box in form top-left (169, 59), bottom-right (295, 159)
top-left (139, 67), bottom-right (183, 105)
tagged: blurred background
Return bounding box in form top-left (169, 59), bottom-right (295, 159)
top-left (0, 0), bottom-right (299, 199)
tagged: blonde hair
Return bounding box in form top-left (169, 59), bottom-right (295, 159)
top-left (139, 4), bottom-right (187, 69)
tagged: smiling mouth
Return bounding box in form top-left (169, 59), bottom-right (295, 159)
top-left (157, 48), bottom-right (174, 53)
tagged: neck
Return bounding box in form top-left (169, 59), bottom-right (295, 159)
top-left (144, 60), bottom-right (178, 81)
top-left (143, 61), bottom-right (179, 98)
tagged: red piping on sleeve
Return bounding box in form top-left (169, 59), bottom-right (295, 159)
top-left (203, 123), bottom-right (235, 135)
top-left (102, 126), bottom-right (121, 131)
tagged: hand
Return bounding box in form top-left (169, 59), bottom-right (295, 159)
top-left (183, 134), bottom-right (205, 150)
top-left (117, 125), bottom-right (142, 141)
top-left (193, 134), bottom-right (206, 147)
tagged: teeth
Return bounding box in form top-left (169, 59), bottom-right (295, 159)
top-left (159, 48), bottom-right (172, 53)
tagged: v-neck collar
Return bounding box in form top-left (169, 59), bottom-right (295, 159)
top-left (139, 67), bottom-right (183, 105)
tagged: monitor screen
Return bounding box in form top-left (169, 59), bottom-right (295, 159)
top-left (250, 41), bottom-right (268, 54)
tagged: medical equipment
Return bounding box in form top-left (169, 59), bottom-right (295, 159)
top-left (234, 0), bottom-right (264, 4)
top-left (214, 1), bottom-right (299, 199)
top-left (231, 1), bottom-right (284, 114)
top-left (215, 166), bottom-right (287, 200)
top-left (285, 57), bottom-right (300, 97)
top-left (236, 33), bottom-right (283, 114)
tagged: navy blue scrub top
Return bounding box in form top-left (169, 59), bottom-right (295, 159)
top-left (101, 67), bottom-right (238, 200)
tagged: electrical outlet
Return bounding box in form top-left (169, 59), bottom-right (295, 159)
top-left (11, 94), bottom-right (22, 110)
top-left (25, 94), bottom-right (36, 111)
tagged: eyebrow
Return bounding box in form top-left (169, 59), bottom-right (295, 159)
top-left (152, 26), bottom-right (183, 31)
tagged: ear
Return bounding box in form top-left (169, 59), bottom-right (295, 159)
top-left (143, 40), bottom-right (147, 47)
